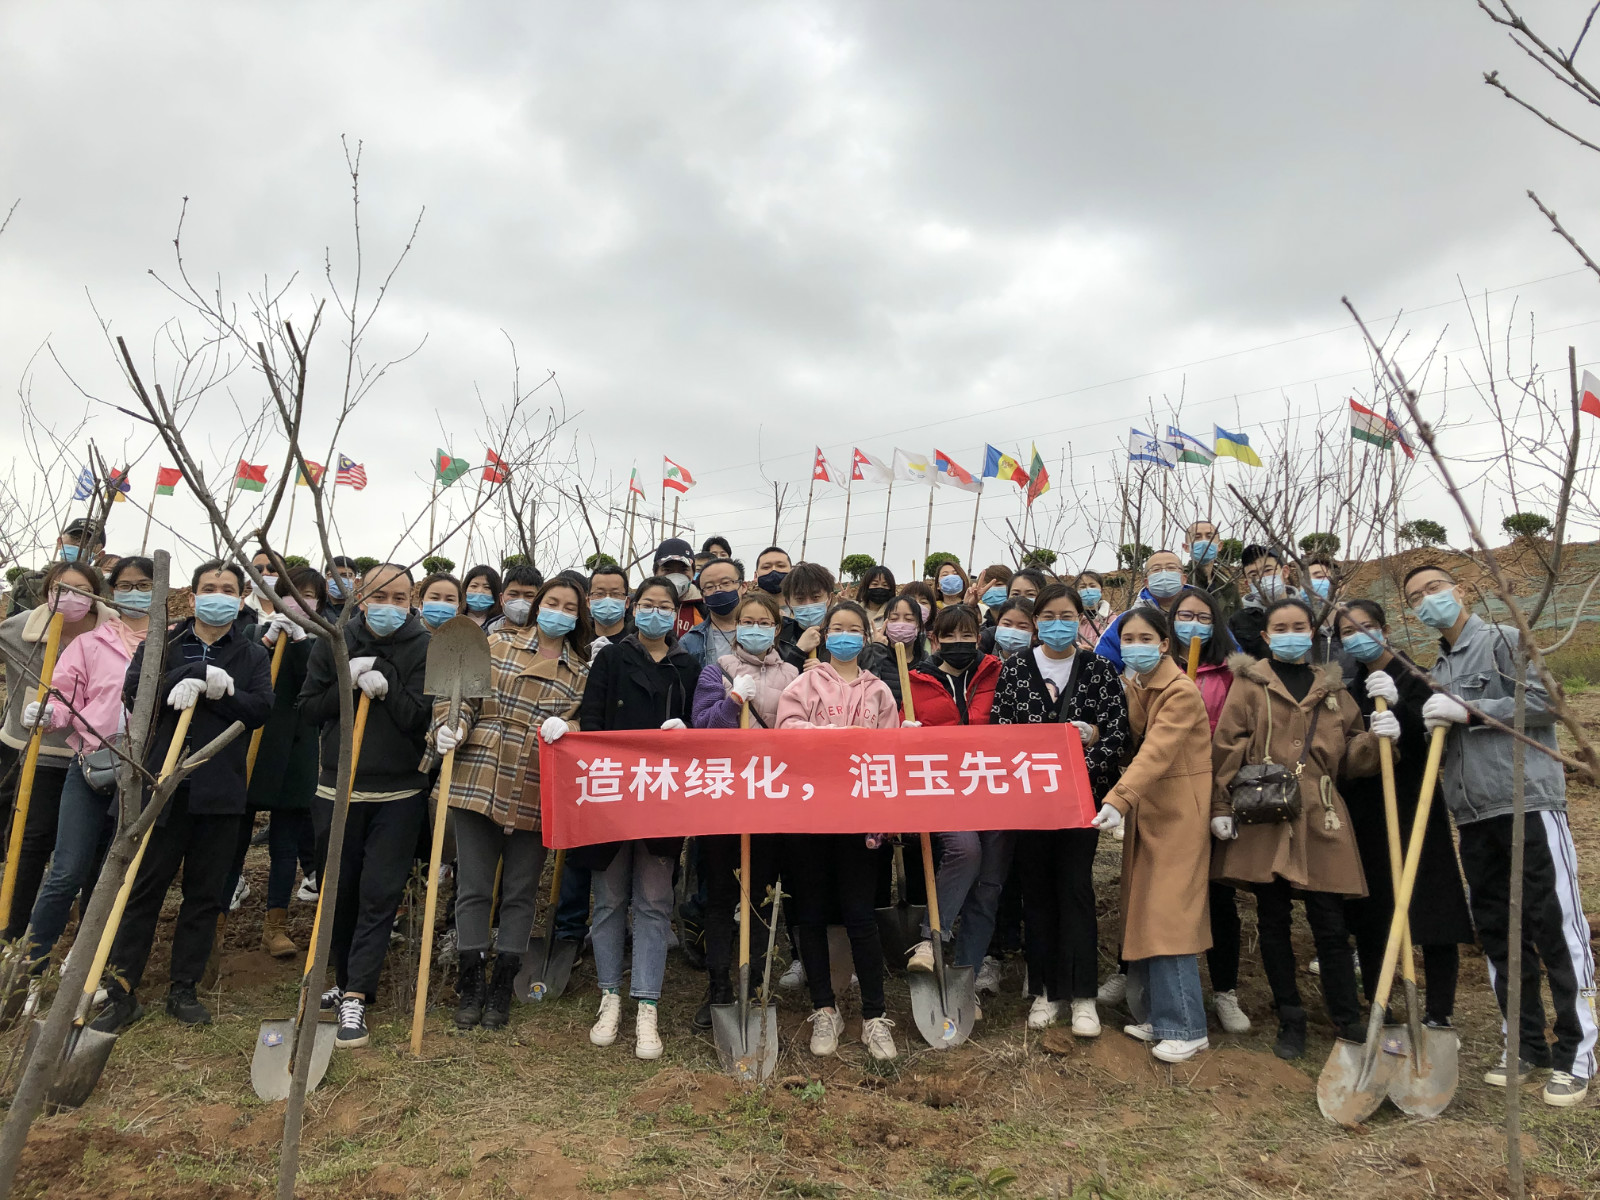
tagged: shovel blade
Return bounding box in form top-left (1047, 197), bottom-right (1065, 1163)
top-left (423, 617), bottom-right (494, 700)
top-left (874, 904), bottom-right (926, 970)
top-left (1317, 1034), bottom-right (1398, 1126)
top-left (710, 1003), bottom-right (779, 1083)
top-left (251, 1017), bottom-right (337, 1102)
top-left (907, 965), bottom-right (977, 1050)
top-left (23, 1018), bottom-right (118, 1114)
top-left (1386, 1025), bottom-right (1459, 1118)
top-left (515, 937), bottom-right (577, 1003)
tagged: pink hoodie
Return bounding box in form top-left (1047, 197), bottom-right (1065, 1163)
top-left (776, 662), bottom-right (900, 731)
top-left (45, 616), bottom-right (142, 753)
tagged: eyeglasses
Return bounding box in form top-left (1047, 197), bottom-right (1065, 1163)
top-left (1174, 610), bottom-right (1213, 624)
top-left (1405, 577), bottom-right (1454, 604)
top-left (636, 602), bottom-right (675, 614)
top-left (701, 579), bottom-right (740, 595)
top-left (114, 581), bottom-right (153, 592)
top-left (737, 618), bottom-right (776, 628)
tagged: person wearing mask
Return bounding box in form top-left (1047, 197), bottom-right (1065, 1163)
top-left (323, 556), bottom-right (360, 613)
top-left (778, 600), bottom-right (901, 1061)
top-left (903, 606), bottom-right (1010, 999)
top-left (652, 538), bottom-right (702, 639)
top-left (856, 566), bottom-right (897, 635)
top-left (1334, 598), bottom-right (1472, 1037)
top-left (931, 561), bottom-right (970, 609)
top-left (462, 565), bottom-right (504, 630)
top-left (991, 584), bottom-right (1129, 1035)
top-left (1074, 571), bottom-right (1111, 649)
top-left (776, 562), bottom-right (835, 670)
top-left (1212, 596), bottom-right (1395, 1060)
top-left (898, 580), bottom-right (938, 625)
top-left (701, 536), bottom-right (732, 560)
top-left (1227, 546), bottom-right (1295, 660)
top-left (496, 564), bottom-right (544, 633)
top-left (92, 561), bottom-right (274, 1032)
top-left (22, 558), bottom-right (150, 975)
top-left (679, 557), bottom-right (745, 667)
top-left (587, 564), bottom-right (632, 656)
top-left (416, 572), bottom-right (462, 631)
top-left (566, 576), bottom-right (698, 1060)
top-left (859, 593), bottom-right (923, 710)
top-left (688, 591), bottom-right (797, 1030)
top-left (0, 559), bottom-right (117, 946)
top-left (981, 596), bottom-right (1036, 661)
top-left (430, 576), bottom-right (591, 1031)
top-left (973, 565), bottom-right (1015, 622)
top-left (753, 547), bottom-right (792, 602)
top-left (243, 549), bottom-right (278, 616)
top-left (1182, 520), bottom-right (1240, 616)
top-left (6, 518), bottom-right (109, 616)
top-left (1406, 564), bottom-right (1596, 1105)
top-left (299, 564), bottom-right (432, 1050)
top-left (1093, 550), bottom-right (1186, 671)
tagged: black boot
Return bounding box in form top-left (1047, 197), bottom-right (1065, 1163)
top-left (693, 976), bottom-right (734, 1031)
top-left (90, 981), bottom-right (145, 1034)
top-left (165, 981), bottom-right (212, 1026)
top-left (482, 954), bottom-right (519, 1030)
top-left (455, 950), bottom-right (486, 1029)
top-left (1273, 1005), bottom-right (1307, 1060)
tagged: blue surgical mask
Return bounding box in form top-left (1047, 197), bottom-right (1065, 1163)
top-left (1257, 575), bottom-right (1285, 602)
top-left (736, 625), bottom-right (776, 654)
top-left (59, 544), bottom-right (81, 563)
top-left (590, 597), bottom-right (625, 626)
top-left (1078, 588), bottom-right (1101, 610)
top-left (1342, 630), bottom-right (1386, 663)
top-left (1415, 588), bottom-right (1460, 630)
top-left (825, 632), bottom-right (865, 661)
top-left (536, 608), bottom-right (577, 637)
top-left (194, 594), bottom-right (241, 626)
top-left (1121, 644), bottom-right (1164, 675)
top-left (1310, 577), bottom-right (1332, 600)
top-left (995, 626), bottom-right (1033, 654)
top-left (466, 592), bottom-right (495, 613)
top-left (365, 603), bottom-right (407, 637)
top-left (421, 601), bottom-right (457, 629)
top-left (115, 588), bottom-right (152, 613)
top-left (1269, 632), bottom-right (1313, 662)
top-left (1147, 570), bottom-right (1183, 599)
top-left (938, 574), bottom-right (964, 596)
top-left (982, 587), bottom-right (1008, 608)
top-left (1175, 620), bottom-right (1211, 646)
top-left (327, 576), bottom-right (346, 600)
top-left (1037, 619), bottom-right (1079, 651)
top-left (1190, 541), bottom-right (1218, 566)
top-left (635, 607), bottom-right (675, 639)
top-left (792, 602), bottom-right (826, 629)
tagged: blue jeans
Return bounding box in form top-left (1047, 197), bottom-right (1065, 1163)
top-left (920, 831), bottom-right (1016, 970)
top-left (26, 760), bottom-right (114, 967)
top-left (591, 841), bottom-right (675, 1000)
top-left (1127, 954), bottom-right (1208, 1041)
top-left (555, 860), bottom-right (592, 941)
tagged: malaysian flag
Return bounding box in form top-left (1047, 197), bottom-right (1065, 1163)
top-left (335, 455), bottom-right (367, 490)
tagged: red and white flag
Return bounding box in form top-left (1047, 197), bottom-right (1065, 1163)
top-left (934, 450), bottom-right (982, 493)
top-left (812, 447), bottom-right (843, 485)
top-left (628, 466), bottom-right (646, 496)
top-left (483, 449), bottom-right (507, 484)
top-left (1582, 370), bottom-right (1600, 419)
top-left (335, 455), bottom-right (367, 490)
top-left (663, 457), bottom-right (696, 493)
top-left (850, 448), bottom-right (892, 484)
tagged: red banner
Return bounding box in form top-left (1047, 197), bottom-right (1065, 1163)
top-left (539, 724), bottom-right (1095, 848)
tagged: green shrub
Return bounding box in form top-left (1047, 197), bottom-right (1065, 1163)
top-left (1298, 532), bottom-right (1341, 555)
top-left (1502, 512), bottom-right (1551, 539)
top-left (840, 553), bottom-right (877, 581)
top-left (422, 555), bottom-right (455, 574)
top-left (923, 551), bottom-right (961, 579)
top-left (583, 552), bottom-right (618, 571)
top-left (1020, 548), bottom-right (1058, 570)
top-left (1399, 519), bottom-right (1447, 547)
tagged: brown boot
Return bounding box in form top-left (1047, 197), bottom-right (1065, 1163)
top-left (201, 916), bottom-right (225, 989)
top-left (261, 908), bottom-right (298, 959)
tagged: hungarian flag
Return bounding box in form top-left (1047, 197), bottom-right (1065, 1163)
top-left (297, 461), bottom-right (325, 487)
top-left (934, 450), bottom-right (981, 493)
top-left (154, 466), bottom-right (183, 496)
top-left (1025, 444), bottom-right (1051, 507)
top-left (812, 447), bottom-right (841, 485)
top-left (851, 448), bottom-right (892, 484)
top-left (629, 466), bottom-right (646, 496)
top-left (1581, 370), bottom-right (1600, 418)
top-left (106, 468), bottom-right (132, 502)
top-left (663, 457), bottom-right (695, 493)
top-left (1350, 399), bottom-right (1412, 458)
top-left (335, 455), bottom-right (367, 490)
top-left (235, 460), bottom-right (268, 492)
top-left (982, 445), bottom-right (1029, 487)
top-left (434, 449), bottom-right (469, 486)
top-left (483, 449), bottom-right (507, 484)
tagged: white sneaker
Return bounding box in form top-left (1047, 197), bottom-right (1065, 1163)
top-left (779, 959), bottom-right (806, 990)
top-left (1070, 999), bottom-right (1101, 1038)
top-left (634, 1002), bottom-right (663, 1060)
top-left (974, 956), bottom-right (1001, 996)
top-left (1213, 989), bottom-right (1251, 1034)
top-left (974, 999), bottom-right (984, 1021)
top-left (1123, 1022), bottom-right (1156, 1043)
top-left (906, 940), bottom-right (935, 973)
top-left (862, 1016), bottom-right (898, 1061)
top-left (1543, 1071), bottom-right (1589, 1107)
top-left (1027, 996), bottom-right (1059, 1030)
top-left (229, 875), bottom-right (250, 913)
top-left (808, 1007), bottom-right (843, 1056)
top-left (1097, 972), bottom-right (1127, 1006)
top-left (1152, 1036), bottom-right (1209, 1063)
top-left (296, 874), bottom-right (319, 903)
top-left (590, 992), bottom-right (622, 1047)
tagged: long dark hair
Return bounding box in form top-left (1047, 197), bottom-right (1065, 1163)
top-left (1166, 586), bottom-right (1229, 669)
top-left (857, 565), bottom-right (896, 604)
top-left (884, 593), bottom-right (930, 662)
top-left (534, 575), bottom-right (593, 659)
top-left (463, 564), bottom-right (504, 619)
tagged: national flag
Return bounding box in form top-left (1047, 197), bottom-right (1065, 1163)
top-left (106, 468), bottom-right (131, 502)
top-left (434, 449), bottom-right (469, 487)
top-left (1025, 444), bottom-right (1051, 506)
top-left (935, 450), bottom-right (982, 493)
top-left (1213, 425), bottom-right (1262, 467)
top-left (1383, 406), bottom-right (1416, 460)
top-left (812, 447), bottom-right (843, 485)
top-left (297, 461), bottom-right (325, 487)
top-left (629, 466), bottom-right (646, 496)
top-left (981, 445), bottom-right (1030, 487)
top-left (483, 448), bottom-right (508, 485)
top-left (154, 466), bottom-right (183, 496)
top-left (1582, 370), bottom-right (1600, 419)
top-left (892, 448), bottom-right (934, 485)
top-left (851, 449), bottom-right (892, 484)
top-left (663, 456), bottom-right (695, 493)
top-left (1350, 398), bottom-right (1417, 458)
top-left (71, 468), bottom-right (94, 501)
top-left (1165, 426), bottom-right (1216, 466)
top-left (235, 460), bottom-right (268, 492)
top-left (335, 455), bottom-right (367, 490)
top-left (1128, 428), bottom-right (1176, 468)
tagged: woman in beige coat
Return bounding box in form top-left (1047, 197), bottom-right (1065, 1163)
top-left (1211, 597), bottom-right (1398, 1059)
top-left (1094, 608), bottom-right (1214, 1063)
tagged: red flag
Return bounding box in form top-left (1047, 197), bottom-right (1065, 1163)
top-left (234, 460), bottom-right (268, 492)
top-left (154, 467), bottom-right (183, 496)
top-left (483, 449), bottom-right (507, 484)
top-left (812, 447), bottom-right (835, 484)
top-left (1582, 370), bottom-right (1600, 419)
top-left (663, 457), bottom-right (695, 493)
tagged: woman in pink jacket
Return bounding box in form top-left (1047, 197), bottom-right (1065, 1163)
top-left (776, 599), bottom-right (901, 1061)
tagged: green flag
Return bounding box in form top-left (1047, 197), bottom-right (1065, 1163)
top-left (434, 449), bottom-right (469, 487)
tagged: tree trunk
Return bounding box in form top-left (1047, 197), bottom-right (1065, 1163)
top-left (1506, 641), bottom-right (1528, 1200)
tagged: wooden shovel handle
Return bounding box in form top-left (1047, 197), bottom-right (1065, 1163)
top-left (895, 643), bottom-right (915, 724)
top-left (0, 612), bottom-right (65, 928)
top-left (1369, 727), bottom-right (1446, 1011)
top-left (1186, 634), bottom-right (1202, 681)
top-left (244, 634), bottom-right (288, 785)
top-left (411, 685), bottom-right (460, 1055)
top-left (1374, 697), bottom-right (1416, 983)
top-left (920, 831), bottom-right (941, 935)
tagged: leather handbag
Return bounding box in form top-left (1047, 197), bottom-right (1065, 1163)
top-left (1229, 686), bottom-right (1318, 826)
top-left (80, 737), bottom-right (126, 795)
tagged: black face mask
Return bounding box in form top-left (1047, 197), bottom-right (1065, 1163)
top-left (704, 589), bottom-right (740, 616)
top-left (757, 570), bottom-right (788, 595)
top-left (937, 643), bottom-right (979, 672)
top-left (863, 586), bottom-right (894, 607)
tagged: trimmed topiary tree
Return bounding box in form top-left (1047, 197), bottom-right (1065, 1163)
top-left (923, 551), bottom-right (961, 579)
top-left (840, 553), bottom-right (877, 582)
top-left (1502, 512), bottom-right (1552, 540)
top-left (1298, 532), bottom-right (1341, 555)
top-left (584, 552), bottom-right (619, 571)
top-left (351, 555), bottom-right (380, 574)
top-left (1398, 519), bottom-right (1447, 548)
top-left (1021, 548), bottom-right (1058, 571)
top-left (422, 555), bottom-right (455, 574)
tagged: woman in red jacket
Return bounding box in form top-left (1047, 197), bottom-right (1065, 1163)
top-left (902, 605), bottom-right (1010, 1002)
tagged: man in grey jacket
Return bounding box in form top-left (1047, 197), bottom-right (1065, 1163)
top-left (1406, 563), bottom-right (1596, 1108)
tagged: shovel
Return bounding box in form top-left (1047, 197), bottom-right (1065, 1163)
top-left (1318, 725), bottom-right (1447, 1126)
top-left (874, 842), bottom-right (925, 970)
top-left (244, 633), bottom-right (289, 783)
top-left (516, 851), bottom-right (577, 1002)
top-left (252, 691), bottom-right (373, 1100)
top-left (711, 832), bottom-right (779, 1081)
top-left (0, 612), bottom-right (65, 931)
top-left (410, 617), bottom-right (491, 1054)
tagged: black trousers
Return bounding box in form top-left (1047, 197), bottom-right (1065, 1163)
top-left (1252, 879), bottom-right (1362, 1034)
top-left (2, 763), bottom-right (69, 941)
top-left (1459, 812), bottom-right (1598, 1077)
top-left (1207, 882), bottom-right (1242, 993)
top-left (314, 793), bottom-right (426, 1000)
top-left (1346, 904), bottom-right (1459, 1024)
top-left (787, 834), bottom-right (886, 1019)
top-left (701, 833), bottom-right (780, 994)
top-left (106, 790), bottom-right (241, 991)
top-left (1017, 827), bottom-right (1099, 1002)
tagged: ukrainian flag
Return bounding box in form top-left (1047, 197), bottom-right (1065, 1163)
top-left (1213, 425), bottom-right (1262, 467)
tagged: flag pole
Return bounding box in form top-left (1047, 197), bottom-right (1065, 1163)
top-left (139, 476), bottom-right (158, 555)
top-left (284, 480), bottom-right (299, 556)
top-left (1345, 434), bottom-right (1355, 557)
top-left (800, 469), bottom-right (817, 561)
top-left (659, 462), bottom-right (667, 547)
top-left (966, 484), bottom-right (983, 576)
top-left (839, 470), bottom-right (855, 575)
top-left (427, 478), bottom-right (439, 553)
top-left (461, 470), bottom-right (487, 567)
top-left (671, 496), bottom-right (680, 538)
top-left (923, 481), bottom-right (936, 563)
top-left (879, 478), bottom-right (895, 564)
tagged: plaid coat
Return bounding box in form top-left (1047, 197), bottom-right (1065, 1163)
top-left (425, 623), bottom-right (589, 832)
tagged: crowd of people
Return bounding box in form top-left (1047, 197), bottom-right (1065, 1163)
top-left (0, 515), bottom-right (1593, 1109)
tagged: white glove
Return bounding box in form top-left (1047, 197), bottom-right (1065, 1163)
top-left (589, 636), bottom-right (611, 663)
top-left (901, 719), bottom-right (921, 728)
top-left (729, 674), bottom-right (758, 705)
top-left (1071, 720), bottom-right (1098, 746)
top-left (22, 701), bottom-right (55, 729)
top-left (1364, 670), bottom-right (1399, 706)
top-left (167, 677), bottom-right (204, 710)
top-left (1090, 805), bottom-right (1123, 831)
top-left (540, 716), bottom-right (569, 743)
top-left (660, 718), bottom-right (687, 731)
top-left (435, 722), bottom-right (467, 754)
top-left (1211, 816), bottom-right (1237, 841)
top-left (204, 665), bottom-right (235, 700)
top-left (1369, 709), bottom-right (1401, 741)
top-left (355, 669), bottom-right (389, 700)
top-left (348, 656), bottom-right (377, 679)
top-left (1422, 693), bottom-right (1471, 731)
top-left (263, 612), bottom-right (306, 645)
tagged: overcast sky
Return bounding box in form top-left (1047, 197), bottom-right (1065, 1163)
top-left (3, 0), bottom-right (1598, 578)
